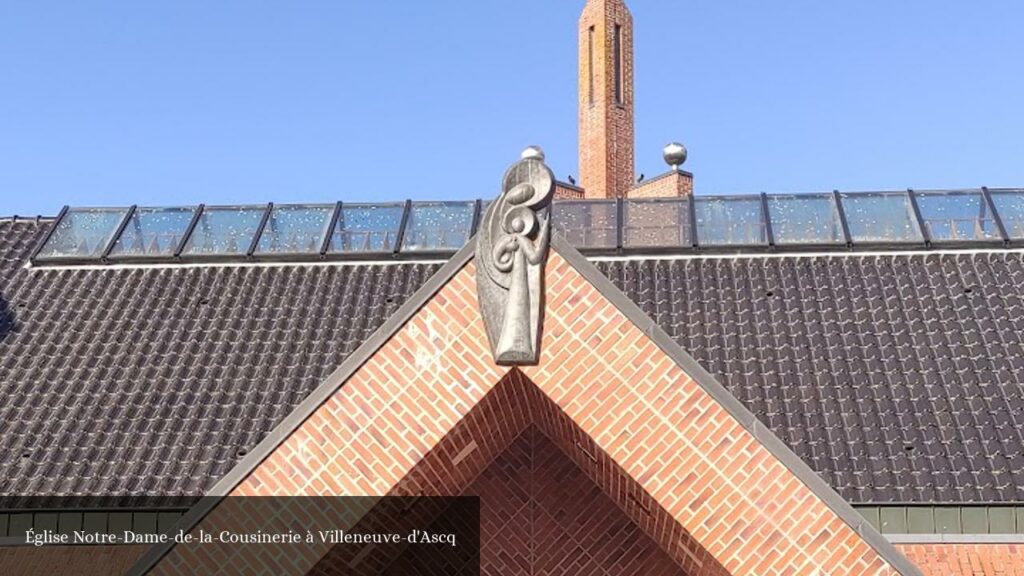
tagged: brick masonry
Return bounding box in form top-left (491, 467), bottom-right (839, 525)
top-left (297, 367), bottom-right (721, 576)
top-left (555, 181), bottom-right (586, 199)
top-left (579, 0), bottom-right (634, 199)
top-left (146, 247), bottom-right (912, 575)
top-left (520, 252), bottom-right (902, 575)
top-left (896, 544), bottom-right (1024, 576)
top-left (467, 425), bottom-right (686, 576)
top-left (576, 0), bottom-right (690, 200)
top-left (311, 422), bottom-right (689, 576)
top-left (0, 545), bottom-right (148, 576)
top-left (629, 170), bottom-right (694, 198)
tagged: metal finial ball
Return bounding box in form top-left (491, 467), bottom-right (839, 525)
top-left (521, 145), bottom-right (545, 162)
top-left (663, 142), bottom-right (687, 169)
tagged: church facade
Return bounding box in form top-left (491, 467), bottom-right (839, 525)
top-left (1, 1), bottom-right (1022, 575)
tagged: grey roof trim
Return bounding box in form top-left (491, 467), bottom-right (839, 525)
top-left (855, 502), bottom-right (1024, 507)
top-left (27, 257), bottom-right (452, 272)
top-left (549, 236), bottom-right (924, 576)
top-left (127, 241), bottom-right (477, 576)
top-left (887, 534), bottom-right (1024, 544)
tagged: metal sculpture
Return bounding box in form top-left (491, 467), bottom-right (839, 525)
top-left (476, 147), bottom-right (555, 365)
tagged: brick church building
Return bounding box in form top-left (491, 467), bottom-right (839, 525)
top-left (2, 0), bottom-right (1023, 574)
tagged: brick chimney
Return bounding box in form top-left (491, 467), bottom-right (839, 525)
top-left (578, 0), bottom-right (634, 199)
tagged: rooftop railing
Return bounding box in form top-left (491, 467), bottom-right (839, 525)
top-left (29, 188), bottom-right (1024, 266)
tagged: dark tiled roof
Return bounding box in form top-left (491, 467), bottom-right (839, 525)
top-left (0, 221), bottom-right (441, 496)
top-left (4, 221), bottom-right (1024, 503)
top-left (598, 255), bottom-right (1024, 504)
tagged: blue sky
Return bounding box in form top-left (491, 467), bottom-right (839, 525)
top-left (1, 1), bottom-right (1022, 216)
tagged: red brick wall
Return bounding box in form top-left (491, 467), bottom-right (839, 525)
top-left (554, 181), bottom-right (586, 199)
top-left (0, 545), bottom-right (147, 576)
top-left (470, 426), bottom-right (685, 575)
top-left (150, 249), bottom-right (909, 575)
top-left (629, 170), bottom-right (694, 198)
top-left (519, 369), bottom-right (726, 575)
top-left (579, 0), bottom-right (634, 199)
top-left (521, 253), bottom-right (900, 575)
top-left (896, 543), bottom-right (1024, 576)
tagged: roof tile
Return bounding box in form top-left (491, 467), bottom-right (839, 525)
top-left (599, 254), bottom-right (1024, 503)
top-left (4, 221), bottom-right (1024, 503)
top-left (0, 221), bottom-right (441, 497)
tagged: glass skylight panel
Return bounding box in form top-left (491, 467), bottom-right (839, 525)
top-left (401, 201), bottom-right (475, 251)
top-left (327, 203), bottom-right (405, 253)
top-left (107, 206), bottom-right (197, 258)
top-left (552, 199), bottom-right (617, 248)
top-left (255, 204), bottom-right (334, 254)
top-left (989, 189), bottom-right (1024, 239)
top-left (35, 207), bottom-right (129, 260)
top-left (840, 192), bottom-right (923, 244)
top-left (180, 205), bottom-right (266, 256)
top-left (767, 194), bottom-right (845, 245)
top-left (914, 190), bottom-right (1000, 242)
top-left (622, 197), bottom-right (691, 248)
top-left (694, 196), bottom-right (767, 246)
top-left (35, 190), bottom-right (1024, 268)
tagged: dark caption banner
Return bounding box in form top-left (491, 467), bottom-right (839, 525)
top-left (0, 496), bottom-right (480, 576)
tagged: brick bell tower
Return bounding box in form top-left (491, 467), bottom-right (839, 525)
top-left (578, 0), bottom-right (634, 199)
top-left (574, 0), bottom-right (693, 200)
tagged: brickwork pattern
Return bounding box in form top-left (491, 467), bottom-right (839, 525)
top-left (152, 264), bottom-right (507, 575)
top-left (304, 368), bottom-right (704, 576)
top-left (520, 254), bottom-right (902, 575)
top-left (0, 545), bottom-right (147, 576)
top-left (579, 0), bottom-right (634, 199)
top-left (896, 544), bottom-right (1024, 576)
top-left (472, 426), bottom-right (686, 576)
top-left (304, 371), bottom-right (535, 575)
top-left (518, 370), bottom-right (726, 575)
top-left (555, 182), bottom-right (586, 199)
top-left (629, 170), bottom-right (695, 198)
top-left (306, 494), bottom-right (480, 575)
top-left (149, 249), bottom-right (908, 575)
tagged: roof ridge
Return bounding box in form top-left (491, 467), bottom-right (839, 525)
top-left (0, 216), bottom-right (56, 223)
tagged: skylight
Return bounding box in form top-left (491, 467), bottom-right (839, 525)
top-left (107, 206), bottom-right (198, 259)
top-left (767, 194), bottom-right (845, 245)
top-left (326, 203), bottom-right (406, 253)
top-left (914, 190), bottom-right (1001, 243)
top-left (34, 207), bottom-right (129, 261)
top-left (401, 202), bottom-right (476, 252)
top-left (551, 199), bottom-right (617, 249)
top-left (840, 192), bottom-right (923, 244)
top-left (180, 205), bottom-right (267, 256)
top-left (622, 197), bottom-right (691, 248)
top-left (28, 188), bottom-right (1024, 266)
top-left (693, 195), bottom-right (766, 246)
top-left (988, 189), bottom-right (1024, 239)
top-left (255, 204), bottom-right (334, 255)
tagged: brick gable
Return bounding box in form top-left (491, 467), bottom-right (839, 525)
top-left (138, 244), bottom-right (917, 575)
